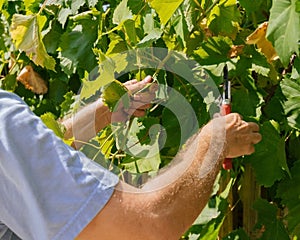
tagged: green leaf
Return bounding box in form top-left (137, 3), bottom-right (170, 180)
top-left (245, 121), bottom-right (289, 187)
top-left (193, 36), bottom-right (232, 65)
top-left (137, 28), bottom-right (163, 47)
top-left (207, 0), bottom-right (241, 37)
top-left (96, 127), bottom-right (115, 159)
top-left (181, 0), bottom-right (198, 32)
top-left (253, 198), bottom-right (290, 240)
top-left (87, 0), bottom-right (98, 8)
top-left (58, 18), bottom-right (98, 74)
top-left (80, 58), bottom-right (116, 100)
top-left (71, 0), bottom-right (86, 14)
top-left (277, 160), bottom-right (300, 237)
top-left (2, 74), bottom-right (17, 91)
top-left (123, 19), bottom-right (137, 45)
top-left (101, 80), bottom-right (129, 111)
top-left (281, 78), bottom-right (300, 130)
top-left (291, 56), bottom-right (300, 79)
top-left (24, 0), bottom-right (40, 14)
top-left (113, 0), bottom-right (133, 25)
top-left (0, 0), bottom-right (5, 10)
top-left (60, 91), bottom-right (75, 117)
top-left (58, 8), bottom-right (73, 26)
top-left (43, 20), bottom-right (64, 54)
top-left (116, 118), bottom-right (162, 173)
top-left (297, 0), bottom-right (300, 12)
top-left (106, 34), bottom-right (128, 56)
top-left (148, 0), bottom-right (184, 25)
top-left (173, 13), bottom-right (188, 47)
top-left (267, 0), bottom-right (300, 67)
top-left (10, 14), bottom-right (56, 70)
top-left (40, 112), bottom-right (65, 139)
top-left (239, 0), bottom-right (264, 13)
top-left (231, 77), bottom-right (263, 119)
top-left (127, 0), bottom-right (145, 14)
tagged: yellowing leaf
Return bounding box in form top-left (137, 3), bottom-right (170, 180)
top-left (10, 14), bottom-right (56, 70)
top-left (17, 65), bottom-right (48, 94)
top-left (246, 22), bottom-right (278, 62)
top-left (147, 0), bottom-right (184, 25)
top-left (228, 45), bottom-right (244, 58)
top-left (80, 57), bottom-right (116, 100)
top-left (101, 80), bottom-right (130, 111)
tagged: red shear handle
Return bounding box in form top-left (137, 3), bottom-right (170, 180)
top-left (221, 104), bottom-right (232, 170)
top-left (221, 103), bottom-right (231, 116)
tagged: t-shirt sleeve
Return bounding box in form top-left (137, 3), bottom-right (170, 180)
top-left (0, 89), bottom-right (119, 240)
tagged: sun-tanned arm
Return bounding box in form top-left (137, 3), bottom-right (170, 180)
top-left (62, 76), bottom-right (155, 149)
top-left (75, 113), bottom-right (261, 240)
top-left (62, 77), bottom-right (261, 239)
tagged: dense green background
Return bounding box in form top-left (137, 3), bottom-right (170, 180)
top-left (1, 0), bottom-right (300, 239)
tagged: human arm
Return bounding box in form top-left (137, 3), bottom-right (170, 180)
top-left (62, 76), bottom-right (156, 149)
top-left (76, 113), bottom-right (262, 240)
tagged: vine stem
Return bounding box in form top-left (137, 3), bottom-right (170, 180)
top-left (38, 0), bottom-right (50, 15)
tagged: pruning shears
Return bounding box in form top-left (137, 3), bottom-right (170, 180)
top-left (221, 64), bottom-right (232, 170)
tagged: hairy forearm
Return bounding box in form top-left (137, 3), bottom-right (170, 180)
top-left (140, 118), bottom-right (226, 238)
top-left (77, 114), bottom-right (260, 240)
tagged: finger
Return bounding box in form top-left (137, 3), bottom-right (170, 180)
top-left (125, 104), bottom-right (152, 115)
top-left (248, 122), bottom-right (260, 132)
top-left (127, 76), bottom-right (153, 93)
top-left (131, 109), bottom-right (147, 118)
top-left (124, 79), bottom-right (138, 86)
top-left (251, 132), bottom-right (262, 144)
top-left (132, 92), bottom-right (156, 103)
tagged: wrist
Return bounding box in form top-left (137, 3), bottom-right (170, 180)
top-left (95, 98), bottom-right (112, 132)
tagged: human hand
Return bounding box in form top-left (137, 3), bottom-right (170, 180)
top-left (200, 113), bottom-right (261, 160)
top-left (110, 76), bottom-right (157, 122)
top-left (223, 113), bottom-right (262, 158)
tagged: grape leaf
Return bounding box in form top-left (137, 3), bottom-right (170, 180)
top-left (43, 20), bottom-right (64, 54)
top-left (193, 36), bottom-right (232, 65)
top-left (281, 78), bottom-right (300, 130)
top-left (123, 19), bottom-right (137, 45)
top-left (137, 28), bottom-right (163, 47)
top-left (267, 0), bottom-right (300, 67)
top-left (147, 0), bottom-right (184, 25)
top-left (71, 0), bottom-right (85, 14)
top-left (40, 112), bottom-right (65, 139)
top-left (87, 0), bottom-right (98, 8)
top-left (58, 18), bottom-right (97, 74)
top-left (80, 57), bottom-right (116, 100)
top-left (10, 14), bottom-right (56, 70)
top-left (113, 0), bottom-right (133, 25)
top-left (101, 80), bottom-right (129, 112)
top-left (127, 0), bottom-right (145, 14)
top-left (239, 0), bottom-right (264, 13)
top-left (207, 0), bottom-right (241, 38)
top-left (173, 13), bottom-right (188, 47)
top-left (277, 160), bottom-right (300, 237)
top-left (96, 127), bottom-right (115, 159)
top-left (0, 0), bottom-right (4, 10)
top-left (231, 85), bottom-right (263, 119)
top-left (58, 8), bottom-right (73, 26)
top-left (245, 121), bottom-right (289, 187)
top-left (181, 0), bottom-right (198, 32)
top-left (115, 118), bottom-right (162, 173)
top-left (253, 198), bottom-right (290, 240)
top-left (24, 0), bottom-right (40, 14)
